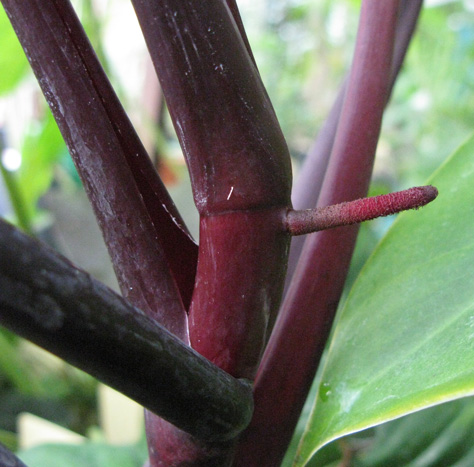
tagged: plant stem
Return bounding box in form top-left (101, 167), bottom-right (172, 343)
top-left (287, 0), bottom-right (424, 282)
top-left (1, 0), bottom-right (194, 334)
top-left (0, 219), bottom-right (253, 443)
top-left (224, 0), bottom-right (257, 67)
top-left (235, 1), bottom-right (401, 464)
top-left (286, 186), bottom-right (438, 236)
top-left (131, 1), bottom-right (293, 462)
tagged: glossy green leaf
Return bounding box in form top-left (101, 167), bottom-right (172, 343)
top-left (295, 133), bottom-right (474, 465)
top-left (0, 7), bottom-right (28, 95)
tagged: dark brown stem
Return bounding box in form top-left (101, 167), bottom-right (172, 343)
top-left (286, 186), bottom-right (438, 236)
top-left (0, 219), bottom-right (253, 443)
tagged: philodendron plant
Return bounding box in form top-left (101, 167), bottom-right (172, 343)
top-left (1, 0), bottom-right (474, 466)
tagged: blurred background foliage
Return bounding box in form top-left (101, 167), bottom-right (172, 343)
top-left (0, 0), bottom-right (473, 465)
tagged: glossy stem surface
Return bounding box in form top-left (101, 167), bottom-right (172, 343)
top-left (131, 0), bottom-right (292, 375)
top-left (190, 210), bottom-right (290, 379)
top-left (145, 415), bottom-right (236, 466)
top-left (131, 1), bottom-right (293, 462)
top-left (1, 0), bottom-right (193, 337)
top-left (131, 0), bottom-right (291, 215)
top-left (0, 219), bottom-right (253, 443)
top-left (224, 0), bottom-right (257, 68)
top-left (235, 2), bottom-right (401, 464)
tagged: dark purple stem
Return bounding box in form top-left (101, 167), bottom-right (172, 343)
top-left (234, 1), bottom-right (401, 464)
top-left (224, 0), bottom-right (258, 68)
top-left (130, 0), bottom-right (292, 381)
top-left (389, 0), bottom-right (424, 92)
top-left (291, 78), bottom-right (347, 211)
top-left (1, 0), bottom-right (194, 337)
top-left (130, 1), bottom-right (292, 463)
top-left (287, 0), bottom-right (423, 282)
top-left (131, 1), bottom-right (291, 215)
top-left (52, 0), bottom-right (199, 309)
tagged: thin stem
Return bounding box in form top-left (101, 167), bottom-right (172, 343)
top-left (389, 0), bottom-right (424, 94)
top-left (287, 0), bottom-right (423, 283)
top-left (286, 186), bottom-right (438, 236)
top-left (0, 219), bottom-right (253, 443)
top-left (224, 0), bottom-right (258, 68)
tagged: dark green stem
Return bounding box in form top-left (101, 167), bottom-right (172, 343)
top-left (0, 219), bottom-right (253, 443)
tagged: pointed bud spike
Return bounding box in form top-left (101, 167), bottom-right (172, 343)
top-left (286, 185), bottom-right (438, 236)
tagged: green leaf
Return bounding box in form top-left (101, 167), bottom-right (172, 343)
top-left (0, 428), bottom-right (18, 452)
top-left (348, 397), bottom-right (474, 467)
top-left (0, 7), bottom-right (29, 95)
top-left (0, 330), bottom-right (42, 395)
top-left (295, 133), bottom-right (474, 465)
top-left (18, 111), bottom-right (67, 218)
top-left (17, 440), bottom-right (147, 467)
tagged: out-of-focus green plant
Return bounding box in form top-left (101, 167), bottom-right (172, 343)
top-left (0, 7), bottom-right (28, 95)
top-left (247, 1), bottom-right (474, 185)
top-left (0, 1), bottom-right (474, 466)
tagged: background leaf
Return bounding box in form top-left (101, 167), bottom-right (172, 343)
top-left (295, 133), bottom-right (474, 465)
top-left (17, 439), bottom-right (147, 467)
top-left (18, 111), bottom-right (69, 218)
top-left (0, 7), bottom-right (28, 95)
top-left (300, 396), bottom-right (474, 467)
top-left (354, 397), bottom-right (474, 467)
